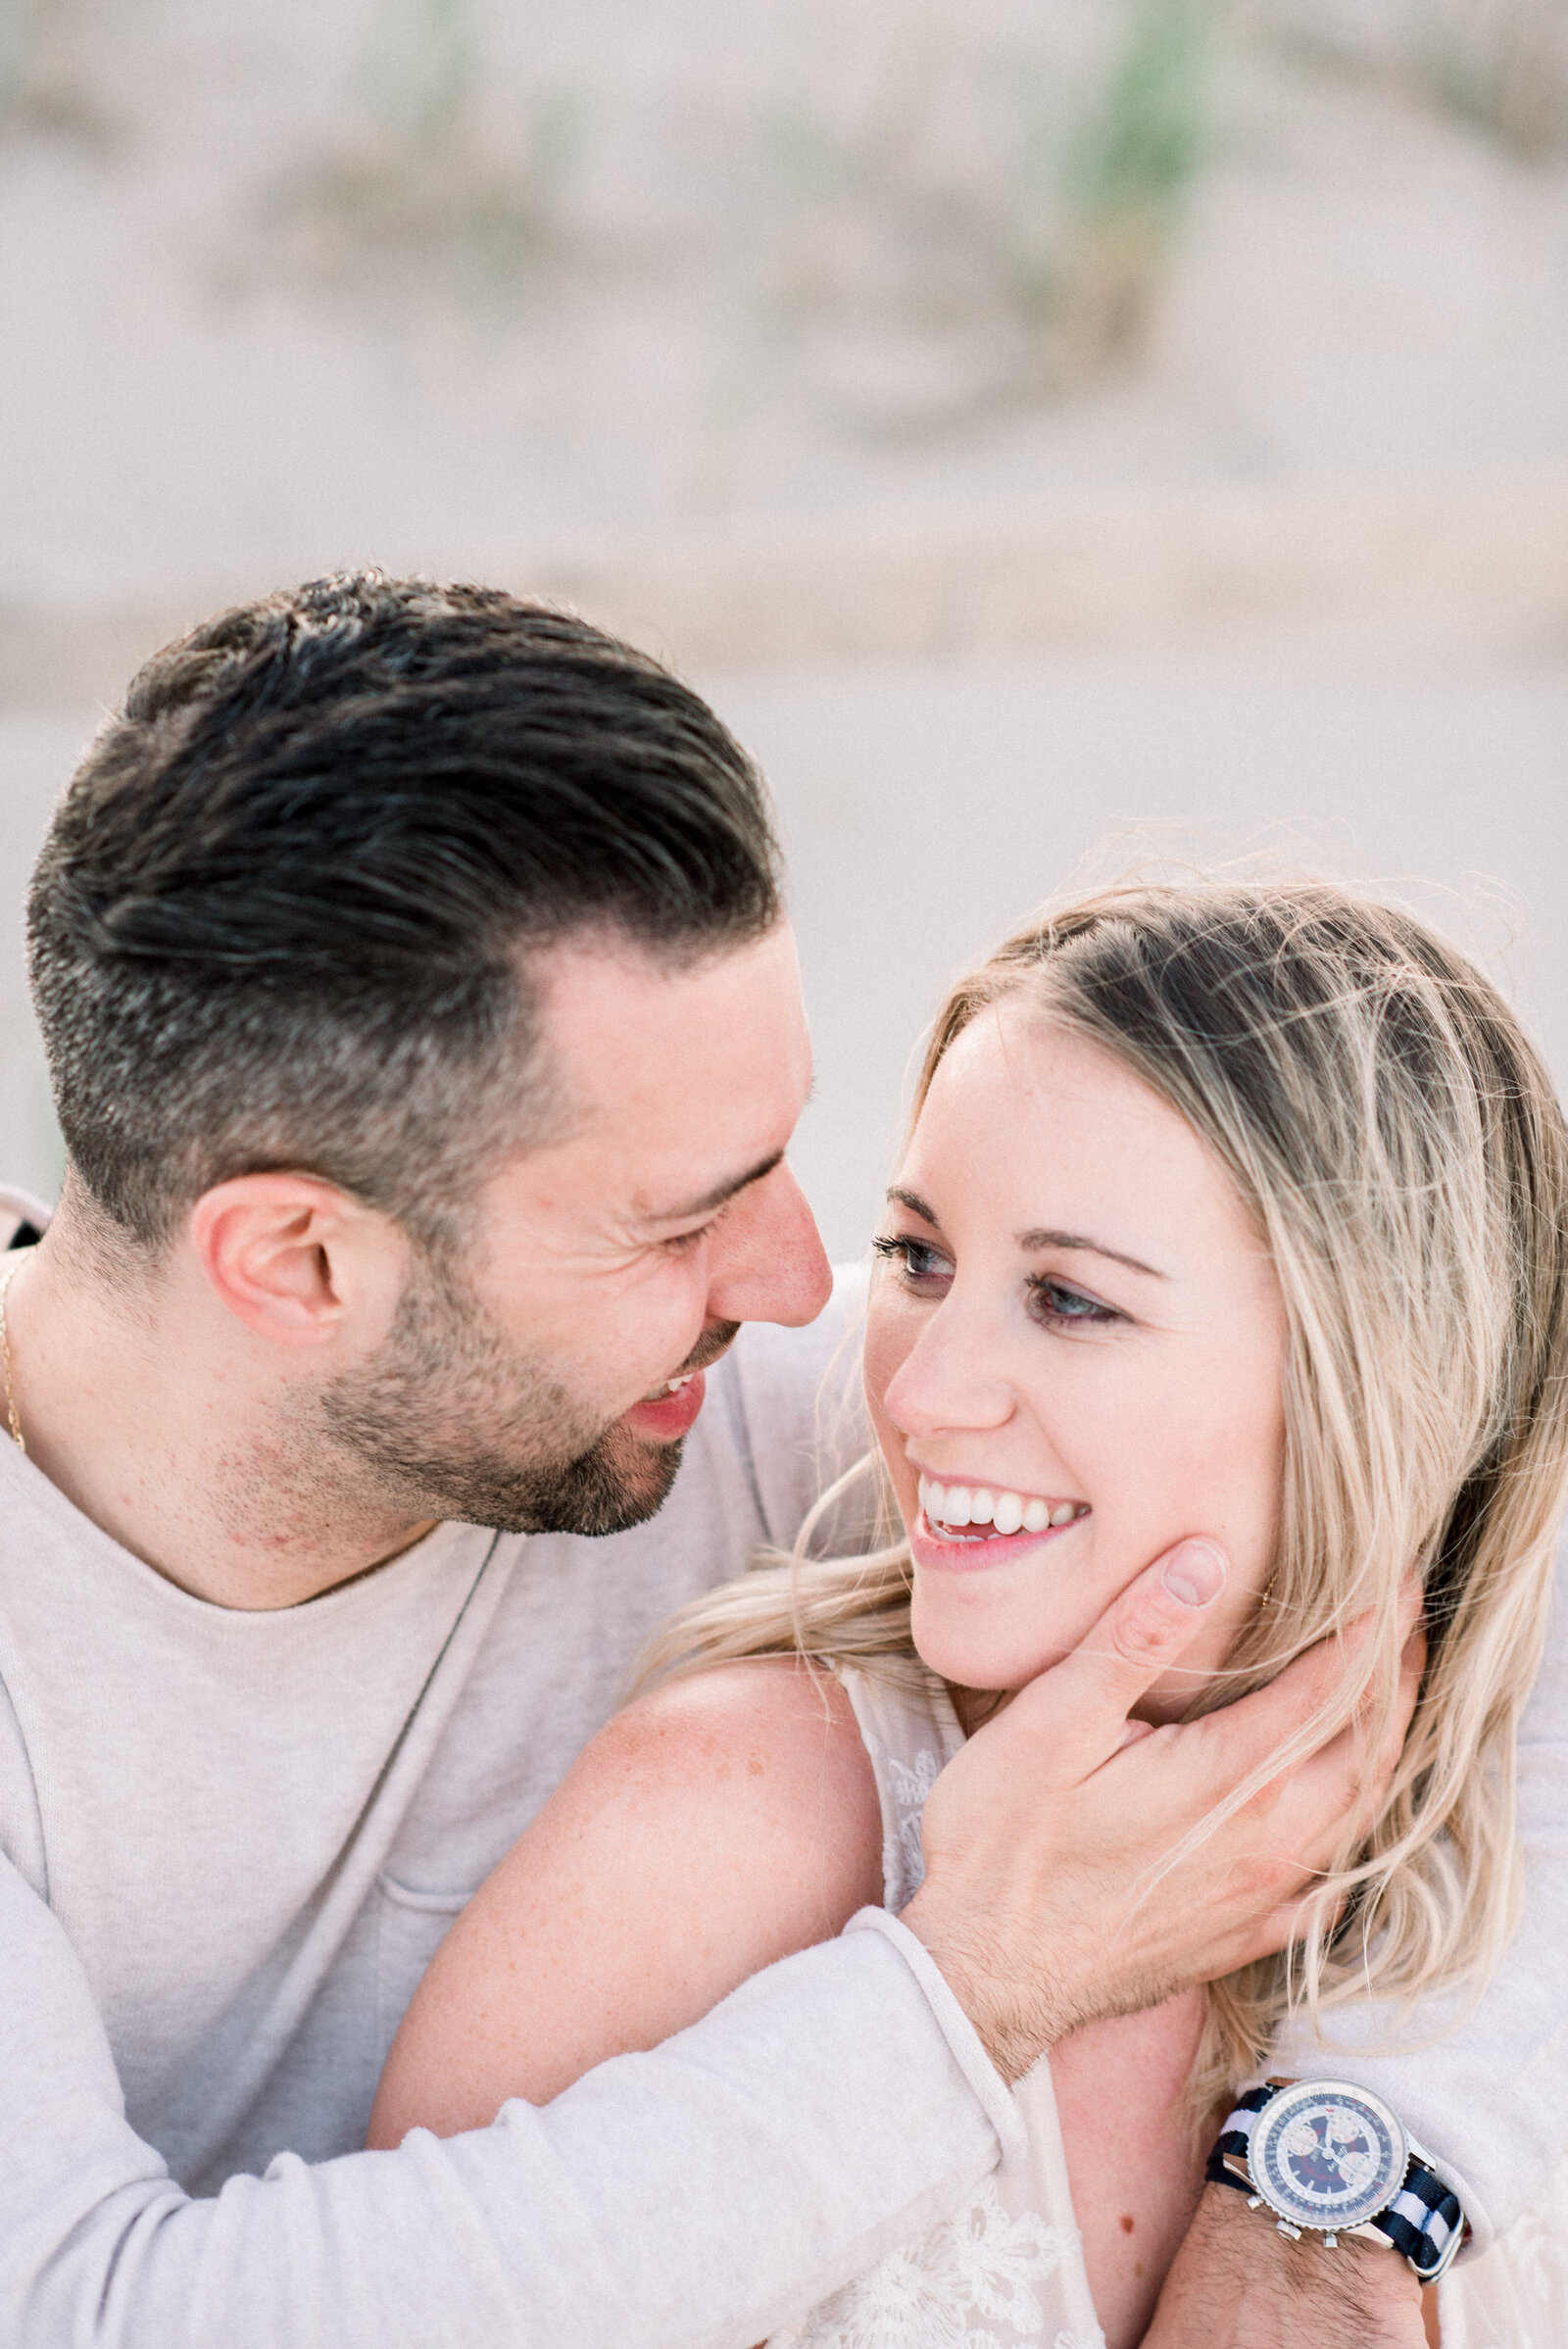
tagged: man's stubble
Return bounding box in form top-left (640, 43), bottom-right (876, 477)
top-left (309, 1247), bottom-right (728, 1538)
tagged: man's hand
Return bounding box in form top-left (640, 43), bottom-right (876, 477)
top-left (902, 1537), bottom-right (1416, 2081)
top-left (1141, 2185), bottom-right (1431, 2347)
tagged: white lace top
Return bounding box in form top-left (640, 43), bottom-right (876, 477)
top-left (767, 1667), bottom-right (1106, 2349)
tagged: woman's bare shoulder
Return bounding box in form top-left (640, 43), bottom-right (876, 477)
top-left (607, 1653), bottom-right (873, 1782)
top-left (473, 1654), bottom-right (887, 2001)
top-left (368, 1657), bottom-right (885, 2138)
top-left (565, 1656), bottom-right (884, 1903)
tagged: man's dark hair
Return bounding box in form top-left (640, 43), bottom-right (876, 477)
top-left (27, 571), bottom-right (783, 1250)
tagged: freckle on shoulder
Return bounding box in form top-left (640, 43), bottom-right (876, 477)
top-left (619, 1658), bottom-right (879, 1830)
top-left (625, 1654), bottom-right (860, 1744)
top-left (599, 1657), bottom-right (883, 1920)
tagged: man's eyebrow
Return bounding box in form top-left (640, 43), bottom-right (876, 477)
top-left (1017, 1227), bottom-right (1169, 1280)
top-left (653, 1150), bottom-right (786, 1224)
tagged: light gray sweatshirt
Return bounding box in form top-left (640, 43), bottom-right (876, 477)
top-left (0, 1252), bottom-right (1563, 2346)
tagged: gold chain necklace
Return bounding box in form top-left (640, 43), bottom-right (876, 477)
top-left (0, 1251), bottom-right (28, 1455)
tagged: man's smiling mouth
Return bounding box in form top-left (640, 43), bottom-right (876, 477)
top-left (636, 1320), bottom-right (743, 1405)
top-left (916, 1474), bottom-right (1090, 1542)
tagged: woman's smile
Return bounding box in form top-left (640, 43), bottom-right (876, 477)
top-left (917, 1475), bottom-right (1089, 1537)
top-left (911, 1474), bottom-right (1091, 1573)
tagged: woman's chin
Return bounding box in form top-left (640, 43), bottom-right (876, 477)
top-left (910, 1606), bottom-right (1068, 1697)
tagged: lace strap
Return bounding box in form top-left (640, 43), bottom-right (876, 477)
top-left (838, 1666), bottom-right (963, 1912)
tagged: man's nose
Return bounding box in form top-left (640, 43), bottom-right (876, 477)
top-left (707, 1161), bottom-right (833, 1329)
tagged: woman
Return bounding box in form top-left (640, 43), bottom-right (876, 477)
top-left (368, 877), bottom-right (1568, 2347)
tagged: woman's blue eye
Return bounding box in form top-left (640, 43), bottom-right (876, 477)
top-left (1028, 1277), bottom-right (1118, 1329)
top-left (873, 1243), bottom-right (1120, 1327)
top-left (873, 1235), bottom-right (952, 1287)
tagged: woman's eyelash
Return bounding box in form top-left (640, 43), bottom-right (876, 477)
top-left (1026, 1275), bottom-right (1121, 1329)
top-left (874, 1238), bottom-right (1125, 1337)
top-left (872, 1234), bottom-right (949, 1281)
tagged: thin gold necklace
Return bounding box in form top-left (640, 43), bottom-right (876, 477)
top-left (0, 1251), bottom-right (28, 1455)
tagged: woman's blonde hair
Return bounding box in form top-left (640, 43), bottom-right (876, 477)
top-left (639, 875), bottom-right (1568, 2111)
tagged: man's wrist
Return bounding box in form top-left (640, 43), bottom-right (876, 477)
top-left (1144, 2183), bottom-right (1426, 2347)
top-left (1202, 2180), bottom-right (1424, 2306)
top-left (897, 1890), bottom-right (1067, 2085)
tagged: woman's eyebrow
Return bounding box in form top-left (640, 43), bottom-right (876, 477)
top-left (886, 1185), bottom-right (944, 1228)
top-left (1017, 1227), bottom-right (1169, 1280)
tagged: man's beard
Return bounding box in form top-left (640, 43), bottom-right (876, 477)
top-left (315, 1248), bottom-right (735, 1538)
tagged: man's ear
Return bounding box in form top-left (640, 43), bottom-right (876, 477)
top-left (189, 1175), bottom-right (407, 1349)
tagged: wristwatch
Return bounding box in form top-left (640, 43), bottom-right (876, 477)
top-left (1205, 2078), bottom-right (1467, 2283)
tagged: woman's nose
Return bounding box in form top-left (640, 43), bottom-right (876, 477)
top-left (880, 1301), bottom-right (1015, 1438)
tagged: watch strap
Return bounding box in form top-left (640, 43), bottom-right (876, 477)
top-left (1205, 2085), bottom-right (1466, 2284)
top-left (1364, 2152), bottom-right (1464, 2282)
top-left (1203, 2082), bottom-right (1275, 2188)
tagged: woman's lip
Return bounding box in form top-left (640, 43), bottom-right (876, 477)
top-left (621, 1370), bottom-right (708, 1444)
top-left (909, 1507), bottom-right (1084, 1575)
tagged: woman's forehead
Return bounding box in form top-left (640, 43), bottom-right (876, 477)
top-left (919, 1007), bottom-right (1187, 1162)
top-left (907, 1006), bottom-right (1265, 1278)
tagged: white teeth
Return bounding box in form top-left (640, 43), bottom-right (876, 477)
top-left (916, 1476), bottom-right (1087, 1539)
top-left (665, 1374), bottom-right (695, 1391)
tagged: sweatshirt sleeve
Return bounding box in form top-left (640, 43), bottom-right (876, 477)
top-left (0, 1863), bottom-right (1007, 2349)
top-left (1269, 1528), bottom-right (1568, 2254)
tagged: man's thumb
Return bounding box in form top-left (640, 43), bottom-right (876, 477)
top-left (1016, 1537), bottom-right (1231, 1760)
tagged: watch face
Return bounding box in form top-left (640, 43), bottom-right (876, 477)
top-left (1248, 2081), bottom-right (1406, 2234)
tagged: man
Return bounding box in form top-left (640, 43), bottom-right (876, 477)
top-left (0, 574), bottom-right (1558, 2347)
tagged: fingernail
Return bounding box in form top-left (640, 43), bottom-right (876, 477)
top-left (1161, 1541), bottom-right (1228, 1608)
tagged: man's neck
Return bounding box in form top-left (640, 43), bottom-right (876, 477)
top-left (3, 1235), bottom-right (440, 1610)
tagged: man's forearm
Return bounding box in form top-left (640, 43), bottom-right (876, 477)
top-left (0, 1874), bottom-right (1004, 2349)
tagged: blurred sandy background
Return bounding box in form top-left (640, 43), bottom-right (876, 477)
top-left (3, 0), bottom-right (1566, 1256)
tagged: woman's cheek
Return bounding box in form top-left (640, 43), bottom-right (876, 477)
top-left (864, 1278), bottom-right (923, 1382)
top-left (862, 1299), bottom-right (920, 1518)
